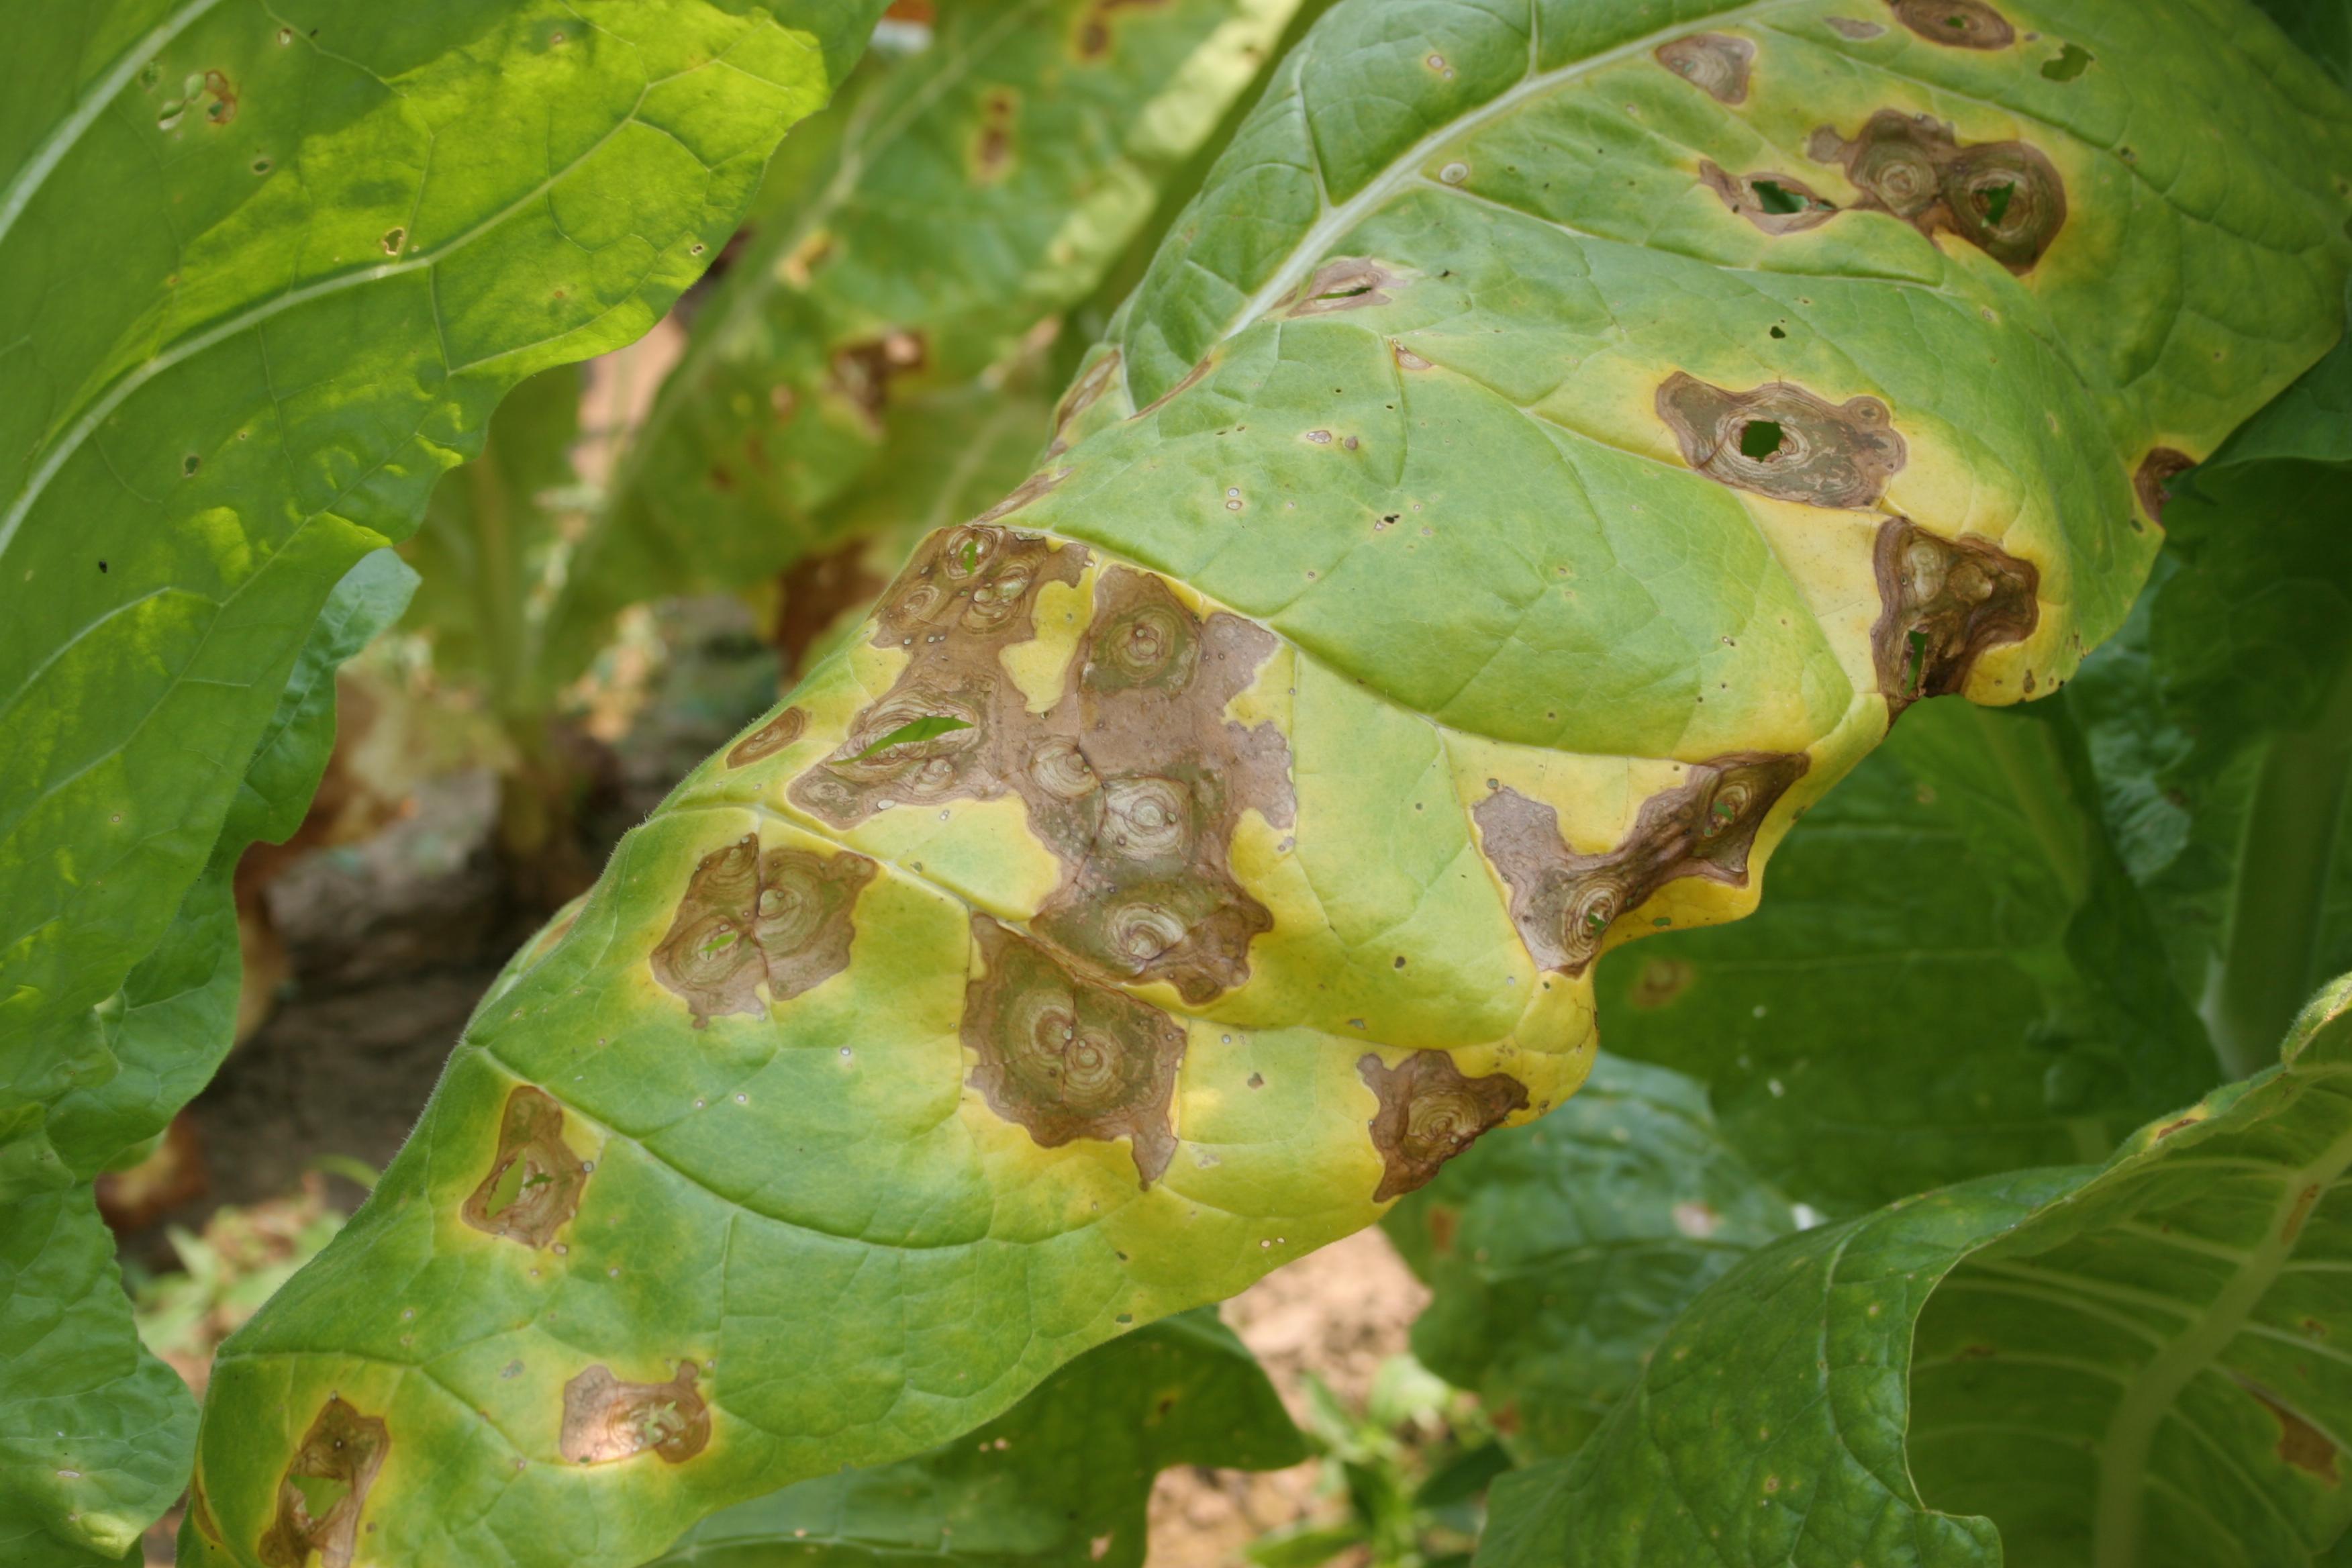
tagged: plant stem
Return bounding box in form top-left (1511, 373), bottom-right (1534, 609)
top-left (2202, 657), bottom-right (2352, 1079)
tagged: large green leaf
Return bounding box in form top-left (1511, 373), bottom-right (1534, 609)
top-left (0, 3), bottom-right (878, 1555)
top-left (193, 5), bottom-right (2352, 1566)
top-left (640, 1308), bottom-right (1302, 1568)
top-left (1598, 693), bottom-right (2218, 1214)
top-left (1482, 971), bottom-right (2352, 1567)
top-left (542, 0), bottom-right (1303, 689)
top-left (3, 548), bottom-right (414, 1567)
top-left (1383, 1052), bottom-right (1794, 1459)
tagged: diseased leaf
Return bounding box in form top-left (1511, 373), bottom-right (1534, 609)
top-left (1481, 973), bottom-right (2352, 1568)
top-left (546, 0), bottom-right (1305, 688)
top-left (1383, 1053), bottom-right (1794, 1459)
top-left (195, 5), bottom-right (2352, 1566)
top-left (638, 1308), bottom-right (1303, 1568)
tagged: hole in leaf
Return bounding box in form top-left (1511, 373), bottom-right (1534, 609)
top-left (1768, 325), bottom-right (1787, 339)
top-left (1738, 420), bottom-right (1785, 459)
top-left (1317, 284), bottom-right (1373, 301)
top-left (1752, 179), bottom-right (1807, 215)
top-left (855, 714), bottom-right (975, 761)
top-left (182, 454), bottom-right (201, 477)
top-left (1981, 183), bottom-right (2017, 225)
top-left (1904, 628), bottom-right (1930, 695)
top-left (2041, 42), bottom-right (2092, 80)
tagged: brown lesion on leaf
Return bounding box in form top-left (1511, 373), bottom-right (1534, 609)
top-left (2233, 1372), bottom-right (2341, 1483)
top-left (963, 916), bottom-right (1186, 1185)
top-left (189, 1472), bottom-right (224, 1547)
top-left (1473, 754), bottom-right (1809, 977)
top-left (560, 1362), bottom-right (711, 1466)
top-left (1358, 1052), bottom-right (1528, 1202)
top-left (1049, 350), bottom-right (1123, 456)
top-left (649, 835), bottom-right (877, 1026)
top-left (1698, 160), bottom-right (1839, 234)
top-left (257, 1398), bottom-right (388, 1568)
top-left (1810, 110), bottom-right (2065, 273)
top-left (1285, 258), bottom-right (1406, 317)
top-left (973, 89), bottom-right (1018, 183)
top-left (1871, 518), bottom-right (2039, 714)
top-left (2134, 448), bottom-right (2196, 529)
top-left (829, 332), bottom-right (927, 432)
top-left (1134, 354), bottom-right (1217, 421)
top-left (1826, 15), bottom-right (1885, 38)
top-left (795, 536), bottom-right (1291, 1003)
top-left (1075, 0), bottom-right (1167, 61)
top-left (1655, 34), bottom-right (1755, 103)
top-left (728, 707), bottom-right (807, 768)
top-left (1887, 0), bottom-right (2015, 48)
top-left (1628, 957), bottom-right (1698, 1010)
top-left (461, 1085), bottom-right (589, 1248)
top-left (1657, 371), bottom-right (1906, 507)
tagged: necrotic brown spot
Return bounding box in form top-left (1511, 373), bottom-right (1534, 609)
top-left (2134, 448), bottom-right (2196, 528)
top-left (560, 1362), bottom-right (710, 1465)
top-left (1871, 518), bottom-right (2039, 713)
top-left (794, 542), bottom-right (1290, 1006)
top-left (1358, 1052), bottom-right (1528, 1202)
top-left (1826, 15), bottom-right (1885, 37)
top-left (1286, 258), bottom-right (1405, 317)
top-left (728, 706), bottom-right (806, 768)
top-left (1049, 349), bottom-right (1123, 456)
top-left (1810, 110), bottom-right (2065, 273)
top-left (973, 90), bottom-right (1017, 181)
top-left (2235, 1373), bottom-right (2340, 1483)
top-left (964, 916), bottom-right (1185, 1186)
top-left (1473, 754), bottom-right (1809, 976)
top-left (830, 333), bottom-right (927, 431)
top-left (1657, 372), bottom-right (1904, 507)
top-left (1075, 0), bottom-right (1165, 59)
top-left (1655, 34), bottom-right (1755, 103)
top-left (1888, 0), bottom-right (2014, 48)
top-left (650, 836), bottom-right (875, 1026)
top-left (1699, 161), bottom-right (1839, 234)
top-left (461, 1085), bottom-right (587, 1248)
top-left (258, 1398), bottom-right (387, 1568)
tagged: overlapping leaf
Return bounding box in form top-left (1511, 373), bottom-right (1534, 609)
top-left (542, 0), bottom-right (1305, 688)
top-left (1598, 694), bottom-right (2217, 1214)
top-left (0, 3), bottom-right (883, 1557)
top-left (193, 5), bottom-right (2352, 1566)
top-left (1383, 1053), bottom-right (1793, 1458)
top-left (1483, 972), bottom-right (2352, 1567)
top-left (641, 1308), bottom-right (1302, 1568)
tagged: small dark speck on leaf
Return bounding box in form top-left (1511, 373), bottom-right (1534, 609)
top-left (181, 454), bottom-right (201, 477)
top-left (97, 560), bottom-right (107, 573)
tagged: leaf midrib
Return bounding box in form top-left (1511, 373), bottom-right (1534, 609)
top-left (0, 0), bottom-right (228, 254)
top-left (1214, 0), bottom-right (1800, 348)
top-left (2088, 1118), bottom-right (2352, 1567)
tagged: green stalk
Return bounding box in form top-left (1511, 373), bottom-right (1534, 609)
top-left (2202, 656), bottom-right (2352, 1080)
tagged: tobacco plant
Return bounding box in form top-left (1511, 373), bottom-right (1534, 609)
top-left (6, 1), bottom-right (2352, 1567)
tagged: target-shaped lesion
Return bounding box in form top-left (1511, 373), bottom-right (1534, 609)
top-left (460, 1085), bottom-right (591, 1248)
top-left (559, 1361), bottom-right (711, 1467)
top-left (649, 834), bottom-right (877, 1026)
top-left (962, 916), bottom-right (1187, 1187)
top-left (257, 1397), bottom-right (388, 1568)
top-left (1473, 753), bottom-right (1809, 977)
top-left (1357, 1050), bottom-right (1530, 1203)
